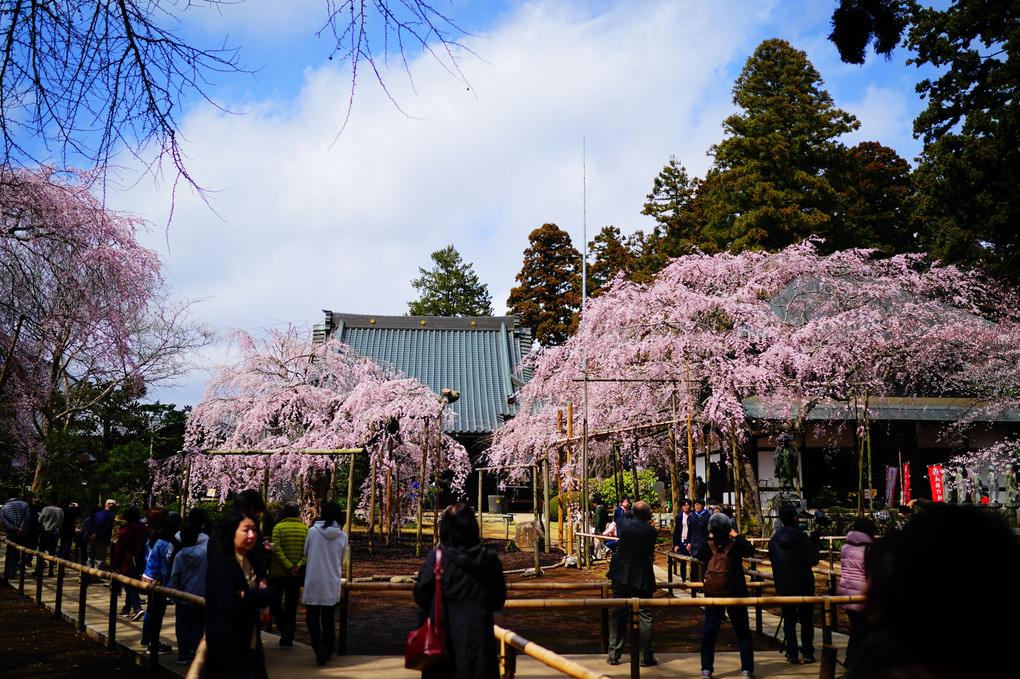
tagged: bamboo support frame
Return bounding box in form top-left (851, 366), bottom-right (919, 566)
top-left (494, 624), bottom-right (611, 679)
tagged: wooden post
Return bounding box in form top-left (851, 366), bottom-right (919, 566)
top-left (107, 584), bottom-right (118, 649)
top-left (337, 586), bottom-right (349, 655)
top-left (820, 596), bottom-right (836, 679)
top-left (669, 392), bottom-right (680, 511)
top-left (54, 562), bottom-right (64, 620)
top-left (180, 457), bottom-right (192, 518)
top-left (262, 453), bottom-right (271, 505)
top-left (629, 599), bottom-right (640, 677)
top-left (630, 439), bottom-right (640, 504)
top-left (369, 452), bottom-right (377, 550)
top-left (542, 456), bottom-right (551, 553)
top-left (395, 460), bottom-right (401, 546)
top-left (329, 459), bottom-right (338, 502)
top-left (478, 469), bottom-right (484, 539)
top-left (566, 402), bottom-right (574, 556)
top-left (600, 583), bottom-right (609, 654)
top-left (433, 412), bottom-right (442, 547)
top-left (385, 467), bottom-right (392, 547)
top-left (416, 423), bottom-right (429, 557)
top-left (687, 363), bottom-right (696, 504)
top-left (34, 554), bottom-right (43, 605)
top-left (77, 576), bottom-right (87, 633)
top-left (345, 452), bottom-right (355, 579)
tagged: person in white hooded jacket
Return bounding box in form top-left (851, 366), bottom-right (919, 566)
top-left (301, 501), bottom-right (348, 666)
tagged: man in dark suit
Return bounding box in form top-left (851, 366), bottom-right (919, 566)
top-left (606, 500), bottom-right (658, 667)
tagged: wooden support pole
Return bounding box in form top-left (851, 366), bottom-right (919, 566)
top-left (345, 452), bottom-right (355, 579)
top-left (368, 453), bottom-right (376, 552)
top-left (820, 596), bottom-right (836, 679)
top-left (478, 469), bottom-right (484, 539)
top-left (542, 456), bottom-right (551, 554)
top-left (107, 585), bottom-right (118, 649)
top-left (629, 599), bottom-right (640, 677)
top-left (433, 413), bottom-right (442, 547)
top-left (54, 563), bottom-right (65, 620)
top-left (385, 467), bottom-right (392, 547)
top-left (416, 424), bottom-right (428, 557)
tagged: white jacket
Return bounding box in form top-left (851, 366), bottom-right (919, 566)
top-left (301, 521), bottom-right (348, 606)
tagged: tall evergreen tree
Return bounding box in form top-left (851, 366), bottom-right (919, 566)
top-left (906, 1), bottom-right (1020, 280)
top-left (507, 223), bottom-right (581, 346)
top-left (641, 156), bottom-right (704, 257)
top-left (830, 141), bottom-right (916, 254)
top-left (587, 226), bottom-right (637, 296)
top-left (407, 245), bottom-right (492, 316)
top-left (702, 39), bottom-right (859, 253)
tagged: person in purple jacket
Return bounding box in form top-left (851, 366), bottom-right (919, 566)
top-left (837, 517), bottom-right (875, 667)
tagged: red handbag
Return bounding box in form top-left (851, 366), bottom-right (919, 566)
top-left (405, 547), bottom-right (448, 670)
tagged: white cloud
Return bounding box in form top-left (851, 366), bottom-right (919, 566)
top-left (115, 0), bottom-right (930, 407)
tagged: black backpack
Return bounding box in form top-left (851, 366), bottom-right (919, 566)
top-left (703, 539), bottom-right (735, 597)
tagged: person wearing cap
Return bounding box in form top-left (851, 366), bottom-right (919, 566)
top-left (86, 499), bottom-right (117, 573)
top-left (697, 512), bottom-right (755, 679)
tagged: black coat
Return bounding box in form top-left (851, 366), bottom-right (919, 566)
top-left (687, 511), bottom-right (710, 561)
top-left (204, 551), bottom-right (275, 679)
top-left (413, 543), bottom-right (507, 679)
top-left (607, 515), bottom-right (657, 595)
top-left (767, 525), bottom-right (819, 595)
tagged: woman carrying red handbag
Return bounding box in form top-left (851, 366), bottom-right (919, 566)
top-left (412, 503), bottom-right (506, 679)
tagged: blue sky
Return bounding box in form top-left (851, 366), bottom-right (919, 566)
top-left (107, 0), bottom-right (942, 408)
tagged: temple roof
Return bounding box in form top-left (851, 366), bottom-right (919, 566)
top-left (314, 312), bottom-right (533, 434)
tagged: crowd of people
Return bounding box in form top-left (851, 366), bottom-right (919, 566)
top-left (0, 488), bottom-right (358, 677)
top-left (5, 484), bottom-right (1020, 678)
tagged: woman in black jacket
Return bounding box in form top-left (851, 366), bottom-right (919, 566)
top-left (204, 511), bottom-right (275, 679)
top-left (412, 503), bottom-right (506, 679)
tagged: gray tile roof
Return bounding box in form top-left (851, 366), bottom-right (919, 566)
top-left (315, 312), bottom-right (533, 434)
top-left (743, 395), bottom-right (1020, 422)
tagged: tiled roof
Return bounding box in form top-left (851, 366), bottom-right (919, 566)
top-left (743, 396), bottom-right (1020, 422)
top-left (314, 312), bottom-right (533, 434)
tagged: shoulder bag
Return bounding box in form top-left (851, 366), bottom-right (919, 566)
top-left (405, 547), bottom-right (447, 670)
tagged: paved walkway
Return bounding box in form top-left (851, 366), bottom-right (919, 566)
top-left (2, 545), bottom-right (848, 678)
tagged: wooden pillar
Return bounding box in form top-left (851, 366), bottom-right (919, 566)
top-left (345, 451), bottom-right (355, 578)
top-left (542, 456), bottom-right (551, 553)
top-left (478, 469), bottom-right (484, 539)
top-left (416, 424), bottom-right (428, 556)
top-left (368, 452), bottom-right (377, 552)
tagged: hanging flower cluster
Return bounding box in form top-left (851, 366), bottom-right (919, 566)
top-left (489, 242), bottom-right (1020, 497)
top-left (155, 327), bottom-right (469, 506)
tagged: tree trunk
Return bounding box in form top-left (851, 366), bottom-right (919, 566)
top-left (739, 435), bottom-right (764, 536)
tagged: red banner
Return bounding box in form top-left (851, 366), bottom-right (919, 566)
top-left (927, 464), bottom-right (942, 502)
top-left (902, 463), bottom-right (911, 503)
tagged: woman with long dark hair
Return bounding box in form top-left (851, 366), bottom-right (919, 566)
top-left (301, 501), bottom-right (348, 666)
top-left (412, 503), bottom-right (506, 679)
top-left (204, 511), bottom-right (274, 679)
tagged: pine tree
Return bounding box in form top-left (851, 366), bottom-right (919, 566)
top-left (507, 223), bottom-right (581, 346)
top-left (829, 141), bottom-right (915, 254)
top-left (702, 39), bottom-right (859, 252)
top-left (641, 156), bottom-right (704, 257)
top-left (407, 245), bottom-right (492, 316)
top-left (587, 226), bottom-right (636, 296)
